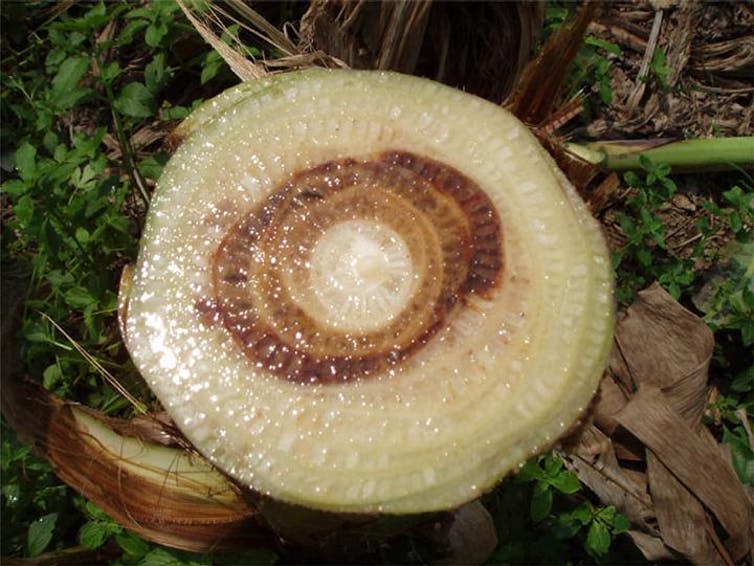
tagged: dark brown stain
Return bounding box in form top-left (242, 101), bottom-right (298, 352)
top-left (199, 151), bottom-right (504, 384)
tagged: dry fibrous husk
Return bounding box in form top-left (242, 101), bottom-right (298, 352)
top-left (299, 1), bottom-right (544, 103)
top-left (507, 2), bottom-right (597, 126)
top-left (561, 283), bottom-right (754, 564)
top-left (176, 0), bottom-right (267, 82)
top-left (174, 0), bottom-right (345, 77)
top-left (178, 0), bottom-right (545, 105)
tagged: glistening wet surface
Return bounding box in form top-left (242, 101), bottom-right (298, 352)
top-left (205, 151), bottom-right (504, 384)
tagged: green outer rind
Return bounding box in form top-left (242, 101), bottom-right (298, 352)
top-left (124, 70), bottom-right (615, 514)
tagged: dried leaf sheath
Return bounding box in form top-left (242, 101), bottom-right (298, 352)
top-left (507, 2), bottom-right (597, 125)
top-left (1, 378), bottom-right (271, 553)
top-left (175, 0), bottom-right (265, 82)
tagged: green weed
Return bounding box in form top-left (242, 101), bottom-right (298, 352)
top-left (648, 47), bottom-right (670, 87)
top-left (613, 155), bottom-right (687, 302)
top-left (488, 455), bottom-right (638, 564)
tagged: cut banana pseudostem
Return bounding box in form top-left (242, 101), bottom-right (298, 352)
top-left (121, 70), bottom-right (614, 514)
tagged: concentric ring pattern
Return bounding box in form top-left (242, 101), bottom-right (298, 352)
top-left (212, 152), bottom-right (502, 383)
top-left (123, 70), bottom-right (614, 513)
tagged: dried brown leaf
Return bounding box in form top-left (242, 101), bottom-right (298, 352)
top-left (566, 284), bottom-right (754, 563)
top-left (613, 282), bottom-right (714, 424)
top-left (627, 529), bottom-right (677, 562)
top-left (645, 450), bottom-right (724, 564)
top-left (216, 0), bottom-right (297, 56)
top-left (618, 385), bottom-right (752, 562)
top-left (592, 366), bottom-right (629, 434)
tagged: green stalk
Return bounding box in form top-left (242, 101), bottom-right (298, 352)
top-left (566, 137), bottom-right (754, 173)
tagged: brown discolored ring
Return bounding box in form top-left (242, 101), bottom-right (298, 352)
top-left (205, 151), bottom-right (503, 384)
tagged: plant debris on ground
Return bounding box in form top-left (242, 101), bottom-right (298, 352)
top-left (1, 1), bottom-right (752, 564)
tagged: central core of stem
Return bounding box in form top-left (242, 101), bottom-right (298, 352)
top-left (309, 220), bottom-right (415, 332)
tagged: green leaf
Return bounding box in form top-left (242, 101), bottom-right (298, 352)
top-left (598, 79), bottom-right (613, 106)
top-left (43, 131), bottom-right (59, 153)
top-left (650, 47), bottom-right (669, 85)
top-left (731, 367), bottom-right (754, 393)
top-left (596, 505), bottom-right (616, 523)
top-left (64, 286), bottom-right (97, 309)
top-left (571, 501), bottom-right (594, 525)
top-left (638, 154), bottom-right (654, 173)
top-left (85, 501), bottom-right (112, 521)
top-left (101, 61), bottom-right (122, 84)
top-left (201, 51), bottom-right (225, 85)
top-left (115, 531), bottom-right (150, 559)
top-left (78, 521), bottom-right (111, 549)
top-left (723, 186), bottom-right (744, 205)
top-left (612, 513), bottom-right (631, 535)
top-left (742, 320), bottom-right (754, 346)
top-left (1, 179), bottom-right (27, 197)
top-left (83, 1), bottom-right (107, 27)
top-left (14, 143), bottom-right (37, 182)
top-left (553, 514), bottom-right (581, 540)
top-left (160, 105), bottom-right (191, 121)
top-left (636, 248), bottom-right (652, 268)
top-left (137, 155), bottom-right (168, 181)
top-left (114, 82), bottom-right (155, 118)
top-left (145, 22), bottom-right (168, 47)
top-left (75, 227), bottom-right (90, 244)
top-left (729, 211), bottom-right (743, 233)
top-left (139, 547), bottom-right (204, 566)
top-left (43, 364), bottom-right (62, 389)
top-left (49, 56), bottom-right (91, 109)
top-left (13, 194), bottom-right (35, 227)
top-left (543, 454), bottom-right (562, 476)
top-left (547, 470), bottom-right (582, 494)
top-left (28, 513), bottom-right (58, 557)
top-left (723, 426), bottom-right (754, 485)
top-left (45, 48), bottom-right (67, 71)
top-left (35, 108), bottom-right (54, 131)
top-left (623, 171), bottom-right (640, 188)
top-left (585, 36), bottom-right (622, 57)
top-left (51, 2), bottom-right (108, 32)
top-left (517, 458), bottom-right (545, 482)
top-left (585, 520), bottom-right (611, 558)
top-left (145, 53), bottom-right (167, 94)
top-left (530, 481), bottom-right (552, 522)
top-left (117, 19), bottom-right (148, 46)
